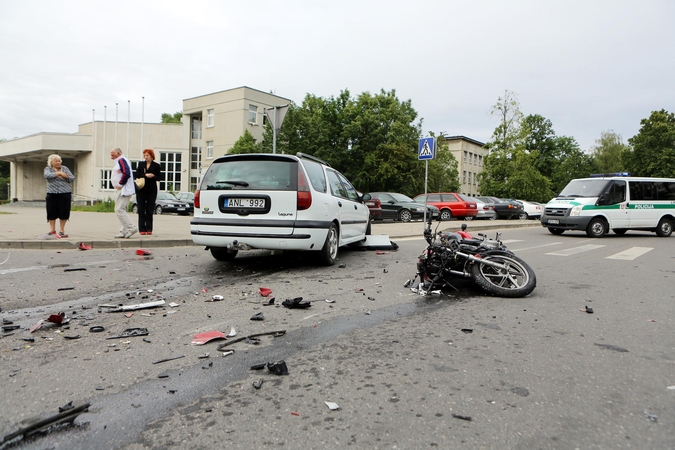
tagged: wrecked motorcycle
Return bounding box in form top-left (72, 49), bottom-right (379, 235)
top-left (405, 220), bottom-right (536, 298)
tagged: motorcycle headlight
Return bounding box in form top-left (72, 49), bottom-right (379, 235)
top-left (569, 205), bottom-right (583, 216)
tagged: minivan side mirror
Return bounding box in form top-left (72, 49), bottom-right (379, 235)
top-left (362, 193), bottom-right (371, 201)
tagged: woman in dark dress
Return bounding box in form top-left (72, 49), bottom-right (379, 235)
top-left (135, 149), bottom-right (162, 235)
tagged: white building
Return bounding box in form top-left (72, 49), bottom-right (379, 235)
top-left (0, 86), bottom-right (290, 202)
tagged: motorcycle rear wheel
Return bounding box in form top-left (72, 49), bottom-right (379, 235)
top-left (470, 252), bottom-right (536, 298)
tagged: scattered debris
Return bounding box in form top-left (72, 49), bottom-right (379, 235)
top-left (198, 353), bottom-right (210, 359)
top-left (226, 327), bottom-right (236, 338)
top-left (262, 297), bottom-right (275, 306)
top-left (594, 343), bottom-right (628, 352)
top-left (325, 401), bottom-right (340, 410)
top-left (0, 403), bottom-right (90, 446)
top-left (325, 299), bottom-right (335, 303)
top-left (64, 267), bottom-right (87, 272)
top-left (157, 373), bottom-right (169, 379)
top-left (191, 331), bottom-right (226, 345)
top-left (57, 287), bottom-right (75, 291)
top-left (252, 380), bottom-right (263, 390)
top-left (250, 312), bottom-right (265, 321)
top-left (644, 411), bottom-right (658, 422)
top-left (365, 309), bottom-right (371, 315)
top-left (77, 242), bottom-right (92, 250)
top-left (383, 269), bottom-right (388, 273)
top-left (135, 249), bottom-right (152, 256)
top-left (107, 328), bottom-right (149, 339)
top-left (168, 302), bottom-right (180, 308)
top-left (267, 360), bottom-right (288, 375)
top-left (259, 287), bottom-right (272, 297)
top-left (250, 363), bottom-right (266, 370)
top-left (201, 287), bottom-right (208, 293)
top-left (461, 328), bottom-right (474, 333)
top-left (648, 319), bottom-right (656, 322)
top-left (290, 411), bottom-right (300, 416)
top-left (581, 306), bottom-right (594, 313)
top-left (222, 350), bottom-right (234, 357)
top-left (63, 335), bottom-right (81, 340)
top-left (666, 386), bottom-right (675, 390)
top-left (338, 264), bottom-right (346, 268)
top-left (2, 325), bottom-right (19, 332)
top-left (282, 297), bottom-right (311, 309)
top-left (245, 337), bottom-right (261, 345)
top-left (47, 313), bottom-right (67, 324)
top-left (152, 355), bottom-right (185, 364)
top-left (124, 313), bottom-right (133, 318)
top-left (452, 413), bottom-right (472, 421)
top-left (58, 401), bottom-right (74, 413)
top-left (208, 295), bottom-right (224, 302)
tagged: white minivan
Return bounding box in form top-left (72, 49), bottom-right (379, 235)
top-left (541, 174), bottom-right (675, 237)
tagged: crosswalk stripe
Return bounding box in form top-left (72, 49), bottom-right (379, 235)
top-left (501, 239), bottom-right (523, 244)
top-left (546, 244), bottom-right (605, 256)
top-left (606, 247), bottom-right (653, 260)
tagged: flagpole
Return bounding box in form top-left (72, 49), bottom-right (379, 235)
top-left (115, 102), bottom-right (118, 148)
top-left (127, 100), bottom-right (130, 154)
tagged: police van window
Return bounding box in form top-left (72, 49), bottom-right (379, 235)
top-left (630, 181), bottom-right (655, 200)
top-left (601, 180), bottom-right (626, 205)
top-left (655, 181), bottom-right (675, 200)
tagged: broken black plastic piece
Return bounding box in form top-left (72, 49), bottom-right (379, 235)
top-left (250, 363), bottom-right (266, 370)
top-left (252, 379), bottom-right (263, 389)
top-left (267, 360), bottom-right (289, 375)
top-left (64, 268), bottom-right (87, 272)
top-left (461, 328), bottom-right (473, 333)
top-left (57, 287), bottom-right (75, 291)
top-left (106, 328), bottom-right (149, 339)
top-left (250, 312), bottom-right (265, 321)
top-left (583, 306), bottom-right (594, 313)
top-left (282, 297), bottom-right (312, 309)
top-left (452, 413), bottom-right (472, 421)
top-left (89, 326), bottom-right (105, 333)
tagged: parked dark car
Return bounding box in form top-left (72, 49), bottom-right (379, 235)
top-left (176, 192), bottom-right (195, 208)
top-left (476, 196), bottom-right (525, 219)
top-left (367, 192), bottom-right (440, 222)
top-left (131, 192), bottom-right (192, 215)
top-left (413, 193), bottom-right (478, 221)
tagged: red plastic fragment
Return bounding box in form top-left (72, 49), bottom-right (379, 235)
top-left (77, 242), bottom-right (92, 250)
top-left (136, 249), bottom-right (152, 256)
top-left (290, 411), bottom-right (300, 416)
top-left (259, 287), bottom-right (272, 297)
top-left (202, 287), bottom-right (208, 293)
top-left (47, 312), bottom-right (66, 324)
top-left (191, 331), bottom-right (227, 345)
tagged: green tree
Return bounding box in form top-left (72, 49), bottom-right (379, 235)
top-left (479, 147), bottom-right (552, 202)
top-left (550, 136), bottom-right (595, 195)
top-left (486, 90), bottom-right (523, 153)
top-left (622, 110), bottom-right (675, 177)
top-left (228, 129), bottom-right (261, 154)
top-left (590, 130), bottom-right (630, 174)
top-left (522, 114), bottom-right (559, 179)
top-left (161, 112), bottom-right (183, 123)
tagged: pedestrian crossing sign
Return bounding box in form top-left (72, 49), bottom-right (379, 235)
top-left (418, 137), bottom-right (435, 160)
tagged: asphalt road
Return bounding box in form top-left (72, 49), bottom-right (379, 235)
top-left (1, 227), bottom-right (674, 449)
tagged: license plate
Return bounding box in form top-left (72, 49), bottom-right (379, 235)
top-left (177, 208), bottom-right (185, 211)
top-left (224, 198), bottom-right (266, 208)
top-left (548, 219), bottom-right (559, 225)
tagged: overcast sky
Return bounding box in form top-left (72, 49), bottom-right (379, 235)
top-left (1, 0), bottom-right (673, 152)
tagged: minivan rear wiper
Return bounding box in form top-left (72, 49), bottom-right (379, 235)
top-left (216, 180), bottom-right (250, 187)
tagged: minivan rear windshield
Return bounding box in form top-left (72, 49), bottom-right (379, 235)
top-left (201, 159), bottom-right (297, 191)
top-left (558, 179), bottom-right (609, 198)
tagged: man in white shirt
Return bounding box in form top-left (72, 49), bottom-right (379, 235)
top-left (110, 148), bottom-right (138, 238)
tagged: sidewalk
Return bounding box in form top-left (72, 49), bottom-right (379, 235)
top-left (0, 203), bottom-right (541, 250)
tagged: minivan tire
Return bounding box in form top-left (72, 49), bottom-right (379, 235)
top-left (656, 217), bottom-right (673, 237)
top-left (586, 218), bottom-right (607, 238)
top-left (319, 223), bottom-right (339, 266)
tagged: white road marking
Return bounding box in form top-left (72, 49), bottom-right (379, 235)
top-left (606, 247), bottom-right (653, 260)
top-left (0, 260), bottom-right (117, 275)
top-left (510, 242), bottom-right (562, 252)
top-left (501, 239), bottom-right (523, 244)
top-left (545, 244), bottom-right (605, 256)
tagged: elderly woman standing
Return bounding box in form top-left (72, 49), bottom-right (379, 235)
top-left (135, 149), bottom-right (162, 235)
top-left (44, 154), bottom-right (75, 238)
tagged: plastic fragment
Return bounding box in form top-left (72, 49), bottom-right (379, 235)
top-left (263, 297), bottom-right (275, 306)
top-left (198, 353), bottom-right (210, 359)
top-left (581, 306), bottom-right (594, 313)
top-left (452, 413), bottom-right (472, 421)
top-left (168, 302), bottom-right (180, 308)
top-left (152, 355), bottom-right (185, 364)
top-left (222, 350), bottom-right (234, 357)
top-left (325, 299), bottom-right (335, 303)
top-left (89, 326), bottom-right (105, 333)
top-left (666, 385), bottom-right (675, 390)
top-left (125, 313), bottom-right (133, 318)
top-left (259, 287), bottom-right (272, 297)
top-left (250, 363), bottom-right (266, 370)
top-left (290, 411), bottom-right (300, 416)
top-left (77, 242), bottom-right (92, 250)
top-left (135, 249), bottom-right (152, 256)
top-left (338, 264), bottom-right (346, 268)
top-left (325, 401), bottom-right (340, 410)
top-left (64, 268), bottom-right (87, 272)
top-left (644, 411), bottom-right (658, 422)
top-left (252, 380), bottom-right (263, 390)
top-left (226, 327), bottom-right (236, 338)
top-left (191, 331), bottom-right (226, 345)
top-left (57, 287), bottom-right (74, 291)
top-left (106, 328), bottom-right (149, 339)
top-left (461, 328), bottom-right (473, 333)
top-left (282, 297), bottom-right (311, 309)
top-left (208, 295), bottom-right (224, 302)
top-left (63, 335), bottom-right (81, 340)
top-left (250, 312), bottom-right (265, 321)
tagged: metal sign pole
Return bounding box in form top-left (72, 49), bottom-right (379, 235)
top-left (423, 159), bottom-right (429, 226)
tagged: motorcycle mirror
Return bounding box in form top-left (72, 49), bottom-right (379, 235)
top-left (461, 223), bottom-right (467, 231)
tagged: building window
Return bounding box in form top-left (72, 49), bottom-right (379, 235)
top-left (473, 173), bottom-right (477, 184)
top-left (206, 141), bottom-right (213, 158)
top-left (479, 155), bottom-right (483, 166)
top-left (191, 146), bottom-right (201, 170)
top-left (160, 152), bottom-right (182, 191)
top-left (190, 176), bottom-right (199, 192)
top-left (463, 151), bottom-right (467, 163)
top-left (207, 109), bottom-right (214, 127)
top-left (469, 152), bottom-right (473, 164)
top-left (462, 170), bottom-right (466, 184)
top-left (248, 105), bottom-right (258, 123)
top-left (191, 117), bottom-right (202, 139)
top-left (100, 170), bottom-right (113, 190)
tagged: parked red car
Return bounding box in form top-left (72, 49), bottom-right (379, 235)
top-left (364, 196), bottom-right (382, 219)
top-left (413, 193), bottom-right (478, 221)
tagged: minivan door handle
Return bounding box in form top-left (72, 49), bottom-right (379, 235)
top-left (353, 205), bottom-right (357, 210)
top-left (338, 201), bottom-right (342, 207)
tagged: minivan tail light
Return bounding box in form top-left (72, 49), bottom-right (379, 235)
top-left (194, 190), bottom-right (200, 209)
top-left (297, 167), bottom-right (312, 210)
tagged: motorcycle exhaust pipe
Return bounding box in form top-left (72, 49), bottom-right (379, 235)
top-left (458, 252), bottom-right (510, 271)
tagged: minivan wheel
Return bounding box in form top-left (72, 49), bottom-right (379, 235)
top-left (440, 210), bottom-right (452, 221)
top-left (210, 247), bottom-right (238, 261)
top-left (548, 227), bottom-right (564, 235)
top-left (399, 210), bottom-right (412, 222)
top-left (656, 217), bottom-right (673, 237)
top-left (586, 218), bottom-right (607, 238)
top-left (319, 223), bottom-right (339, 266)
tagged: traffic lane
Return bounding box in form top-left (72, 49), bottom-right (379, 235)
top-left (0, 241), bottom-right (431, 439)
top-left (127, 230), bottom-right (674, 449)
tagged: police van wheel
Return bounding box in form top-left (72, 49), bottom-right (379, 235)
top-left (656, 218), bottom-right (673, 237)
top-left (548, 227), bottom-right (564, 235)
top-left (586, 218), bottom-right (607, 238)
top-left (613, 228), bottom-right (627, 235)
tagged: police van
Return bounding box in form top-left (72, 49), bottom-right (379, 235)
top-left (541, 174), bottom-right (675, 237)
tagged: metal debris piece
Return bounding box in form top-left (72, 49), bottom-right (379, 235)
top-left (581, 306), bottom-right (594, 313)
top-left (152, 355), bottom-right (185, 364)
top-left (226, 327), bottom-right (236, 338)
top-left (57, 287), bottom-right (75, 291)
top-left (282, 297), bottom-right (311, 309)
top-left (107, 300), bottom-right (166, 312)
top-left (250, 312), bottom-right (265, 321)
top-left (452, 413), bottom-right (472, 421)
top-left (217, 330), bottom-right (287, 351)
top-left (106, 328), bottom-right (149, 339)
top-left (64, 268), bottom-right (87, 272)
top-left (252, 380), bottom-right (263, 389)
top-left (325, 401), bottom-right (340, 410)
top-left (267, 360), bottom-right (289, 375)
top-left (0, 402), bottom-right (90, 445)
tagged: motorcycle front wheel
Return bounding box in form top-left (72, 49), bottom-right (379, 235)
top-left (470, 252), bottom-right (536, 298)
